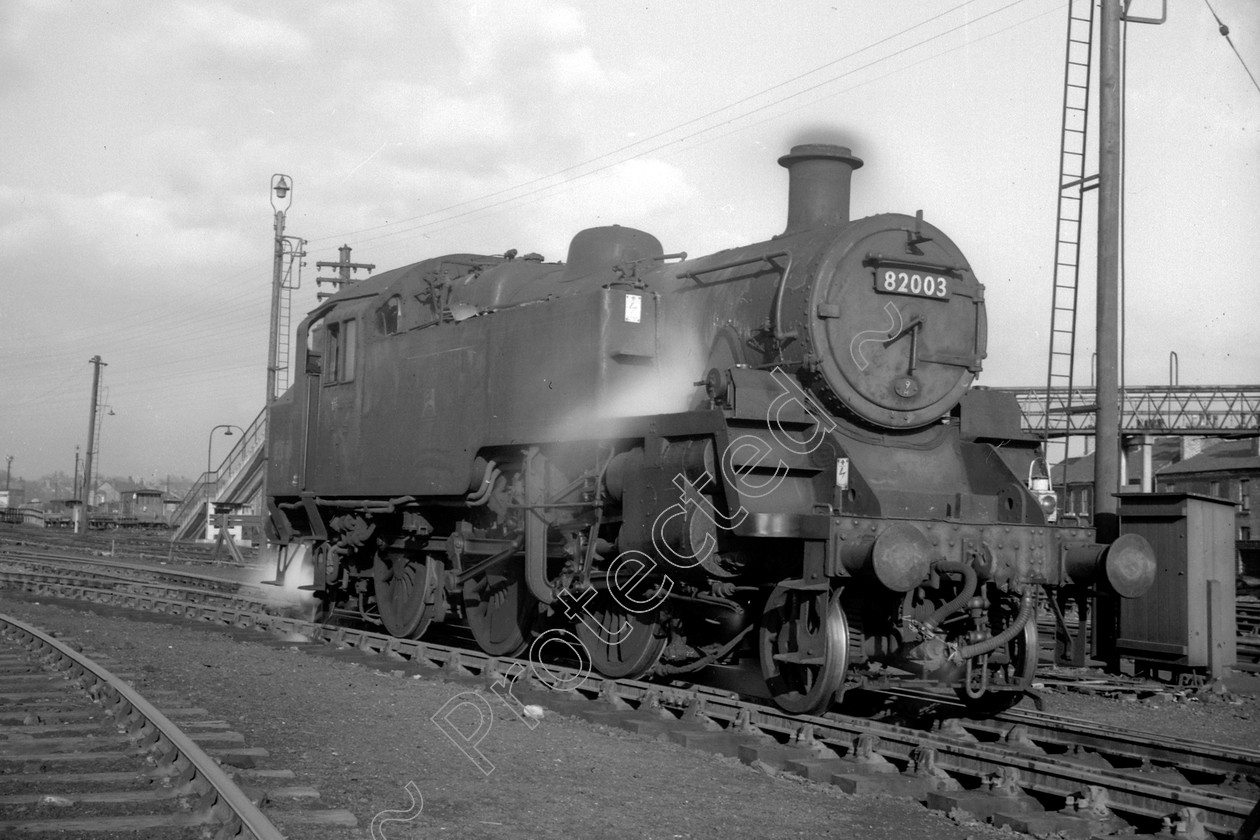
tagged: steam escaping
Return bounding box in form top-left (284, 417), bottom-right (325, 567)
top-left (596, 329), bottom-right (708, 419)
top-left (543, 312), bottom-right (709, 441)
top-left (239, 544), bottom-right (317, 618)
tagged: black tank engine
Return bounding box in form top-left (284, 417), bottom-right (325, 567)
top-left (264, 144), bottom-right (1155, 713)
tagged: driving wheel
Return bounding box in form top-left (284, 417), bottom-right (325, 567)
top-left (372, 554), bottom-right (443, 639)
top-left (463, 562), bottom-right (538, 657)
top-left (760, 583), bottom-right (849, 715)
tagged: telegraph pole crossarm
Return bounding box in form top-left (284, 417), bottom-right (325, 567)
top-left (316, 244), bottom-right (374, 301)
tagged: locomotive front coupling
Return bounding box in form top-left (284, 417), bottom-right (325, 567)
top-left (831, 518), bottom-right (1156, 681)
top-left (836, 519), bottom-right (1155, 599)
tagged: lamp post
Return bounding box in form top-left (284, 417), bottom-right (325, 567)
top-left (268, 174), bottom-right (292, 409)
top-left (263, 174), bottom-right (297, 559)
top-left (206, 425), bottom-right (245, 508)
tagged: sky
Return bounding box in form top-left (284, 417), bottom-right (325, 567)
top-left (1, 0), bottom-right (1257, 484)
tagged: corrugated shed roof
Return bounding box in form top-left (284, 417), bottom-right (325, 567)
top-left (1158, 438), bottom-right (1260, 476)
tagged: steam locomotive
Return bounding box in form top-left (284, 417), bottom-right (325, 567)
top-left (264, 144), bottom-right (1155, 713)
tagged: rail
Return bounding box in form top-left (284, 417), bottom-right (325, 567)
top-left (2, 550), bottom-right (1256, 838)
top-left (0, 611), bottom-right (286, 839)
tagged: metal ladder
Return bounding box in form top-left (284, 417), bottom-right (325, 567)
top-left (272, 238), bottom-right (304, 399)
top-left (1042, 0), bottom-right (1099, 478)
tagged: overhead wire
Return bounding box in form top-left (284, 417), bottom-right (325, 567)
top-left (9, 0), bottom-right (1060, 474)
top-left (11, 2), bottom-right (1035, 406)
top-left (1202, 0), bottom-right (1260, 95)
top-left (308, 0), bottom-right (1038, 253)
top-left (8, 2), bottom-right (1042, 409)
top-left (301, 0), bottom-right (998, 249)
top-left (505, 1), bottom-right (1068, 208)
top-left (349, 0), bottom-right (1056, 261)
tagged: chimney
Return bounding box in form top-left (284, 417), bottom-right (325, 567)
top-left (1179, 435), bottom-right (1206, 462)
top-left (778, 144), bottom-right (864, 235)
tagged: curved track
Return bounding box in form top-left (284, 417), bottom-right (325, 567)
top-left (0, 612), bottom-right (290, 837)
top-left (3, 545), bottom-right (1258, 838)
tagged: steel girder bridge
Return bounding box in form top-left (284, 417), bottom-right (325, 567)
top-left (991, 385), bottom-right (1260, 438)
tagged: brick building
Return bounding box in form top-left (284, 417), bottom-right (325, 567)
top-left (1156, 436), bottom-right (1260, 576)
top-left (1050, 437), bottom-right (1182, 524)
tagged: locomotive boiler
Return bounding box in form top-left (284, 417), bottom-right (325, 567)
top-left (264, 144), bottom-right (1155, 713)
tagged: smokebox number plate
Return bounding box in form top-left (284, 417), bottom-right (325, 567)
top-left (874, 267), bottom-right (951, 300)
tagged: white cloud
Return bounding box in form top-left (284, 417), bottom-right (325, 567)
top-left (551, 46), bottom-right (610, 92)
top-left (0, 186), bottom-right (54, 251)
top-left (165, 3), bottom-right (314, 62)
top-left (537, 4), bottom-right (586, 40)
top-left (593, 158), bottom-right (698, 216)
top-left (441, 1), bottom-right (607, 98)
top-left (311, 0), bottom-right (397, 37)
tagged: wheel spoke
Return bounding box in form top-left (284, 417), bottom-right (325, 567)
top-left (574, 595), bottom-right (665, 680)
top-left (760, 585), bottom-right (848, 715)
top-left (792, 595), bottom-right (822, 654)
top-left (373, 555), bottom-right (440, 639)
top-left (464, 562), bottom-right (536, 657)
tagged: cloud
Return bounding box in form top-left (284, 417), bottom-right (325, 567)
top-left (439, 2), bottom-right (610, 102)
top-left (311, 0), bottom-right (398, 37)
top-left (590, 158), bottom-right (699, 216)
top-left (550, 46), bottom-right (610, 92)
top-left (161, 3), bottom-right (315, 64)
top-left (0, 184), bottom-right (256, 301)
top-left (0, 186), bottom-right (54, 252)
top-left (536, 4), bottom-right (586, 40)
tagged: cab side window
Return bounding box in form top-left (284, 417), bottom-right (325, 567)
top-left (324, 318), bottom-right (357, 384)
top-left (306, 317), bottom-right (325, 375)
top-left (376, 295), bottom-right (402, 335)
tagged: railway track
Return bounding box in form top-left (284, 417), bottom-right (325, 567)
top-left (1036, 596), bottom-right (1260, 676)
top-left (9, 540), bottom-right (1260, 683)
top-left (313, 626), bottom-right (1260, 840)
top-left (0, 547), bottom-right (297, 619)
top-left (0, 612), bottom-right (356, 837)
top-left (3, 545), bottom-right (1258, 838)
top-left (0, 526), bottom-right (248, 568)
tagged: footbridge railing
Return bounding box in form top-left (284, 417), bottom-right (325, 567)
top-left (992, 385), bottom-right (1260, 437)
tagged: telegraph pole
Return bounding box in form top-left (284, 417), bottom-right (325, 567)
top-left (1094, 1), bottom-right (1165, 537)
top-left (316, 245), bottom-right (374, 300)
top-left (78, 355), bottom-right (106, 534)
